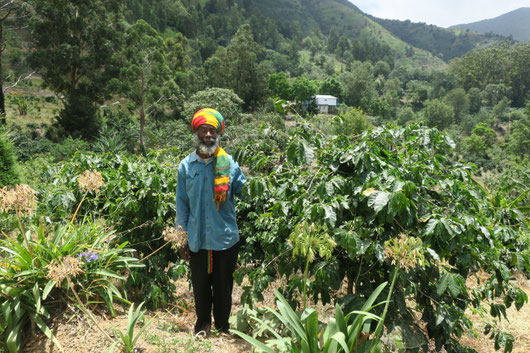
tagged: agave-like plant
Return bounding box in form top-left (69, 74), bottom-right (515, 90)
top-left (231, 282), bottom-right (387, 353)
top-left (107, 302), bottom-right (154, 353)
top-left (1, 219), bottom-right (144, 352)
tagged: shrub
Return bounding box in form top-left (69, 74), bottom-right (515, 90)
top-left (396, 107), bottom-right (416, 126)
top-left (182, 87), bottom-right (244, 124)
top-left (333, 107), bottom-right (372, 136)
top-left (145, 119), bottom-right (192, 152)
top-left (0, 129), bottom-right (21, 187)
top-left (421, 99), bottom-right (453, 130)
top-left (0, 182), bottom-right (143, 352)
top-left (237, 122), bottom-right (528, 352)
top-left (45, 150), bottom-right (187, 309)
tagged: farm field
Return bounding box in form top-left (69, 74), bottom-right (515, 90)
top-left (2, 2), bottom-right (529, 351)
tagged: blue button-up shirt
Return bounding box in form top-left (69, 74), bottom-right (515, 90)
top-left (176, 151), bottom-right (246, 252)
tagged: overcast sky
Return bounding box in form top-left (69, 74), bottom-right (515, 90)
top-left (351, 0), bottom-right (530, 27)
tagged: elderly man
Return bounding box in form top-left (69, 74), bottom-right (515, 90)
top-left (176, 108), bottom-right (246, 334)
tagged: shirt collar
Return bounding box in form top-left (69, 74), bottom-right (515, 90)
top-left (190, 150), bottom-right (213, 165)
top-left (190, 150), bottom-right (199, 162)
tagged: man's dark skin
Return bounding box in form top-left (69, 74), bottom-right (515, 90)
top-left (178, 124), bottom-right (219, 261)
top-left (196, 124), bottom-right (219, 159)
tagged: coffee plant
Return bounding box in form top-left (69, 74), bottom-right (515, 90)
top-left (43, 149), bottom-right (187, 309)
top-left (235, 121), bottom-right (528, 352)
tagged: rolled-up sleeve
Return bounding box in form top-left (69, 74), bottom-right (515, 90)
top-left (230, 159), bottom-right (247, 197)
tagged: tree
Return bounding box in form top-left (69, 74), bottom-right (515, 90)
top-left (340, 61), bottom-right (376, 110)
top-left (422, 99), bottom-right (454, 130)
top-left (472, 122), bottom-right (497, 145)
top-left (468, 87), bottom-right (482, 113)
top-left (268, 72), bottom-right (292, 100)
top-left (291, 76), bottom-right (316, 103)
top-left (444, 87), bottom-right (469, 123)
top-left (334, 35), bottom-right (350, 59)
top-left (461, 122), bottom-right (497, 161)
top-left (112, 20), bottom-right (185, 152)
top-left (29, 0), bottom-right (123, 138)
top-left (183, 87), bottom-right (243, 124)
top-left (326, 27), bottom-right (339, 53)
top-left (493, 97), bottom-right (511, 121)
top-left (373, 60), bottom-right (391, 78)
top-left (406, 80), bottom-right (432, 108)
top-left (334, 107), bottom-right (371, 136)
top-left (508, 43), bottom-right (530, 107)
top-left (396, 107), bottom-right (416, 126)
top-left (0, 0), bottom-right (30, 123)
top-left (0, 128), bottom-right (19, 186)
top-left (481, 83), bottom-right (511, 107)
top-left (319, 77), bottom-right (342, 101)
top-left (382, 77), bottom-right (402, 111)
top-left (509, 111), bottom-right (530, 158)
top-left (205, 24), bottom-right (268, 109)
top-left (450, 45), bottom-right (509, 91)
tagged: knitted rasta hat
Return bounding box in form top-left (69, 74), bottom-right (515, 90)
top-left (191, 108), bottom-right (225, 133)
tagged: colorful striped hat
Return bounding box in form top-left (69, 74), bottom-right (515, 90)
top-left (191, 108), bottom-right (225, 133)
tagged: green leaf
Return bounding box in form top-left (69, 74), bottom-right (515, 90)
top-left (106, 341), bottom-right (119, 353)
top-left (425, 218), bottom-right (441, 236)
top-left (301, 141), bottom-right (315, 164)
top-left (323, 205), bottom-right (337, 226)
top-left (437, 273), bottom-right (449, 297)
top-left (426, 248), bottom-right (440, 261)
top-left (32, 315), bottom-right (64, 352)
top-left (329, 332), bottom-right (350, 353)
top-left (447, 275), bottom-right (461, 297)
top-left (287, 143), bottom-right (298, 164)
top-left (231, 330), bottom-right (276, 353)
top-left (368, 191), bottom-right (390, 214)
top-left (93, 269), bottom-right (125, 280)
top-left (6, 320), bottom-right (23, 353)
top-left (43, 281), bottom-right (56, 301)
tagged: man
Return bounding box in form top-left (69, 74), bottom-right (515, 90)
top-left (176, 108), bottom-right (246, 334)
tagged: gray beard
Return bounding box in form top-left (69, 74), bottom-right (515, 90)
top-left (193, 132), bottom-right (219, 156)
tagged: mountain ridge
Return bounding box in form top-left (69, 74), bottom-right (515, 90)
top-left (449, 7), bottom-right (530, 42)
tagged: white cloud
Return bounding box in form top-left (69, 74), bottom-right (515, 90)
top-left (352, 0), bottom-right (530, 27)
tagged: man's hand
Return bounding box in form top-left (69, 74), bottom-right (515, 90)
top-left (179, 243), bottom-right (191, 261)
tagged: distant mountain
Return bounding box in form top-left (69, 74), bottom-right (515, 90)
top-left (229, 0), bottom-right (447, 69)
top-left (449, 7), bottom-right (530, 42)
top-left (368, 16), bottom-right (507, 62)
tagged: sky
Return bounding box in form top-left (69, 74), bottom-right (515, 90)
top-left (351, 0), bottom-right (530, 27)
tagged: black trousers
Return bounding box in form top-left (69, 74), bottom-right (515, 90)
top-left (189, 242), bottom-right (240, 333)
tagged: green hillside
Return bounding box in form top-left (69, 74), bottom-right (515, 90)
top-left (239, 0), bottom-right (447, 70)
top-left (123, 0), bottom-right (446, 71)
top-left (369, 16), bottom-right (508, 62)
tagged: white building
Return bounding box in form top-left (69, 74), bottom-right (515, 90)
top-left (315, 95), bottom-right (338, 114)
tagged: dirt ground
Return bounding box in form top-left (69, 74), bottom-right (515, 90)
top-left (23, 275), bottom-right (529, 353)
top-left (459, 274), bottom-right (530, 353)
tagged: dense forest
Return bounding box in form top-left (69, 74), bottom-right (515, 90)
top-left (0, 1), bottom-right (529, 353)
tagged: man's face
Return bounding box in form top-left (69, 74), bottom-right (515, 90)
top-left (197, 124), bottom-right (219, 145)
top-left (194, 124), bottom-right (220, 156)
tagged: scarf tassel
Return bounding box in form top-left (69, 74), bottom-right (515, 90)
top-left (207, 250), bottom-right (213, 274)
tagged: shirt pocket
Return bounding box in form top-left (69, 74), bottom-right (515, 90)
top-left (185, 168), bottom-right (200, 192)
